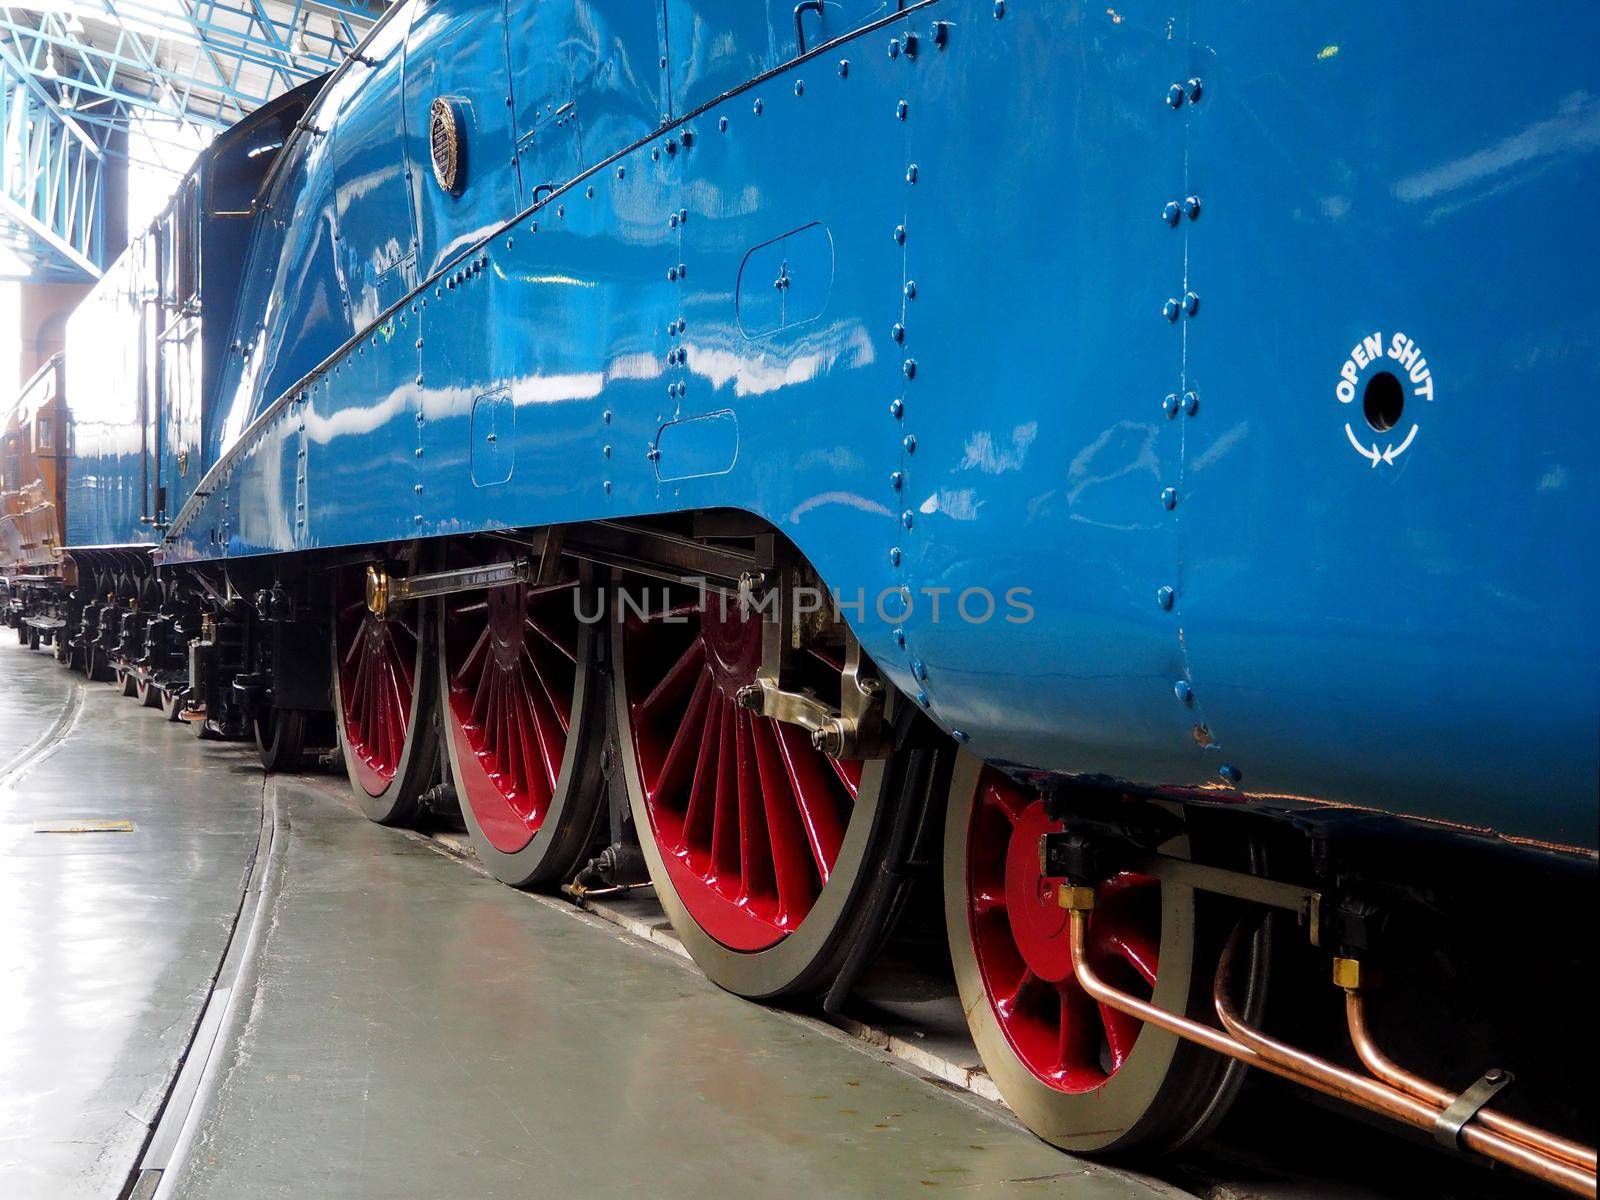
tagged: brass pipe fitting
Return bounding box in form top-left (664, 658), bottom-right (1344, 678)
top-left (1340, 979), bottom-right (1595, 1172)
top-left (1064, 911), bottom-right (1595, 1197)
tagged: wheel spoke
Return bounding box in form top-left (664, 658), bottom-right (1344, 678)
top-left (647, 671), bottom-right (712, 802)
top-left (681, 687), bottom-right (721, 856)
top-left (525, 611), bottom-right (576, 664)
top-left (458, 623), bottom-right (492, 679)
top-left (709, 701), bottom-right (740, 879)
top-left (733, 710), bottom-right (772, 905)
top-left (774, 722), bottom-right (844, 883)
top-left (522, 642), bottom-right (571, 733)
top-left (1098, 1000), bottom-right (1143, 1072)
top-left (639, 638), bottom-right (706, 720)
top-left (752, 717), bottom-right (816, 923)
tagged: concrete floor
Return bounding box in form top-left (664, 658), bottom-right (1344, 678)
top-left (0, 648), bottom-right (264, 1200)
top-left (1, 644), bottom-right (1182, 1200)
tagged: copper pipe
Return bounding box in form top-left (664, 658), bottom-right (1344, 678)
top-left (1063, 908), bottom-right (1596, 1198)
top-left (1345, 989), bottom-right (1596, 1172)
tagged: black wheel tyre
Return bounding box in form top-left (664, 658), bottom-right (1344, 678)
top-left (159, 688), bottom-right (185, 723)
top-left (944, 752), bottom-right (1266, 1155)
top-left (136, 677), bottom-right (162, 709)
top-left (85, 645), bottom-right (113, 682)
top-left (28, 628), bottom-right (40, 651)
top-left (118, 668), bottom-right (139, 698)
top-left (331, 569), bottom-right (439, 826)
top-left (611, 595), bottom-right (930, 1002)
top-left (437, 560), bottom-right (606, 889)
top-left (255, 708), bottom-right (307, 774)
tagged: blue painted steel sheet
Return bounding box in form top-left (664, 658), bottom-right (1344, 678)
top-left (162, 0), bottom-right (1600, 849)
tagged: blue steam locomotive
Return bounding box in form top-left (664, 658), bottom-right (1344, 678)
top-left (4, 2), bottom-right (1596, 1191)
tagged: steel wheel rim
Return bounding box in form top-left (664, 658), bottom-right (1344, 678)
top-left (441, 563), bottom-right (583, 856)
top-left (334, 590), bottom-right (420, 798)
top-left (945, 753), bottom-right (1202, 1153)
top-left (619, 597), bottom-right (866, 953)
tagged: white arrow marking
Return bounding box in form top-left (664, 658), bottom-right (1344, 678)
top-left (1345, 424), bottom-right (1382, 466)
top-left (1382, 424), bottom-right (1419, 465)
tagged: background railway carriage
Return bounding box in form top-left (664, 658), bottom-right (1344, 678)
top-left (18, 0), bottom-right (1597, 1192)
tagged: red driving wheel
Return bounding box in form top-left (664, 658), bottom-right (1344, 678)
top-left (438, 549), bottom-right (604, 888)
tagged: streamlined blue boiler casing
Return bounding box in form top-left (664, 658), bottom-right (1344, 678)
top-left (156, 1), bottom-right (1600, 850)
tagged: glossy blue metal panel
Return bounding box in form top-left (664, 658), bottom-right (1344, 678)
top-left (1177, 2), bottom-right (1600, 844)
top-left (242, 116), bottom-right (352, 440)
top-left (162, 0), bottom-right (1600, 848)
top-left (332, 8), bottom-right (418, 329)
top-left (64, 233), bottom-right (159, 549)
top-left (898, 2), bottom-right (1196, 785)
top-left (404, 0), bottom-right (522, 277)
top-left (503, 0), bottom-right (664, 192)
top-left (663, 0), bottom-right (892, 118)
top-left (415, 146), bottom-right (677, 532)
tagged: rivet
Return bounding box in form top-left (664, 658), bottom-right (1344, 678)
top-left (1219, 763), bottom-right (1242, 785)
top-left (903, 433), bottom-right (916, 453)
top-left (667, 384), bottom-right (676, 399)
top-left (677, 263), bottom-right (687, 278)
top-left (794, 80), bottom-right (804, 96)
top-left (669, 213), bottom-right (679, 229)
top-left (903, 31), bottom-right (918, 57)
top-left (652, 147), bottom-right (661, 161)
top-left (889, 547), bottom-right (901, 566)
top-left (1183, 291), bottom-right (1200, 316)
top-left (666, 139), bottom-right (678, 156)
top-left (896, 99), bottom-right (909, 120)
top-left (1162, 393), bottom-right (1180, 417)
top-left (414, 447), bottom-right (423, 459)
top-left (1186, 77), bottom-right (1204, 102)
top-left (891, 322), bottom-right (905, 344)
top-left (993, 0), bottom-right (1005, 17)
top-left (915, 690), bottom-right (929, 707)
top-left (414, 514), bottom-right (423, 525)
top-left (1161, 487), bottom-right (1178, 510)
top-left (415, 374), bottom-right (424, 385)
top-left (912, 659), bottom-right (928, 681)
top-left (888, 36), bottom-right (900, 58)
top-left (413, 483), bottom-right (424, 495)
top-left (753, 98), bottom-right (764, 115)
top-left (1163, 298), bottom-right (1181, 322)
top-left (718, 116), bottom-right (729, 132)
top-left (890, 471), bottom-right (904, 490)
top-left (667, 267), bottom-right (678, 281)
top-left (1183, 194), bottom-right (1202, 219)
top-left (904, 280), bottom-right (917, 299)
top-left (893, 627), bottom-right (906, 647)
top-left (1174, 679), bottom-right (1193, 705)
top-left (838, 59), bottom-right (850, 77)
top-left (603, 480), bottom-right (612, 494)
top-left (1183, 391), bottom-right (1199, 416)
top-left (557, 204), bottom-right (566, 218)
top-left (931, 20), bottom-right (950, 47)
top-left (890, 398), bottom-right (904, 419)
top-left (647, 447), bottom-right (660, 462)
top-left (416, 412), bottom-right (425, 425)
top-left (952, 728), bottom-right (970, 744)
top-left (1163, 201), bottom-right (1181, 227)
top-left (905, 163), bottom-right (919, 184)
top-left (681, 129), bottom-right (694, 147)
top-left (893, 224), bottom-right (906, 245)
top-left (1157, 585), bottom-right (1175, 611)
top-left (616, 166), bottom-right (625, 180)
top-left (901, 509), bottom-right (914, 530)
top-left (902, 358), bottom-right (917, 379)
top-left (678, 208), bottom-right (688, 223)
top-left (586, 184), bottom-right (595, 198)
top-left (1167, 83), bottom-right (1185, 108)
top-left (603, 444), bottom-right (612, 458)
top-left (603, 409), bottom-right (612, 424)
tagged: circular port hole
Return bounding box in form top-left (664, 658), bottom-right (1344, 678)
top-left (1363, 371), bottom-right (1404, 433)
